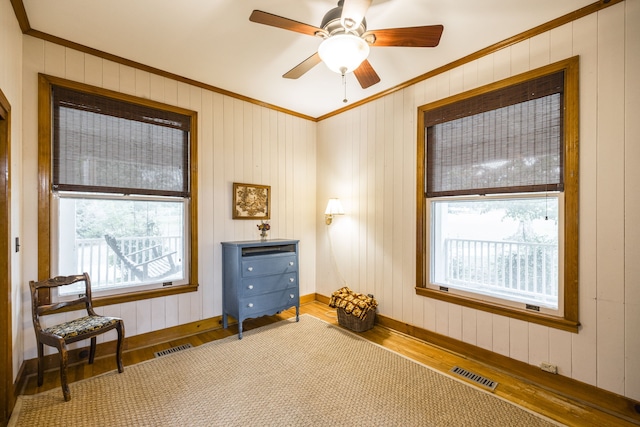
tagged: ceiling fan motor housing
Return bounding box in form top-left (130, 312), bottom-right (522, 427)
top-left (321, 2), bottom-right (367, 37)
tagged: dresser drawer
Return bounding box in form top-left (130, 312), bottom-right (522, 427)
top-left (241, 254), bottom-right (297, 278)
top-left (240, 288), bottom-right (299, 316)
top-left (241, 274), bottom-right (296, 297)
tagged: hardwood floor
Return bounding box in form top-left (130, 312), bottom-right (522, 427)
top-left (19, 301), bottom-right (637, 427)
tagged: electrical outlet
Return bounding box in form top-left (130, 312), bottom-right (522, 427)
top-left (540, 362), bottom-right (558, 374)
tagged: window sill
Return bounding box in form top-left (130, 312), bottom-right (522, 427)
top-left (415, 286), bottom-right (579, 333)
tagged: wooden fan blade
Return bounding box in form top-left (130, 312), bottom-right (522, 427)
top-left (354, 60), bottom-right (380, 89)
top-left (283, 52), bottom-right (323, 79)
top-left (364, 25), bottom-right (444, 47)
top-left (250, 10), bottom-right (327, 37)
top-left (340, 0), bottom-right (372, 31)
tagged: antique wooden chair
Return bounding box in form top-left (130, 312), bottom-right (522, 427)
top-left (29, 273), bottom-right (125, 401)
top-left (104, 234), bottom-right (177, 281)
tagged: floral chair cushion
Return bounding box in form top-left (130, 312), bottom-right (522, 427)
top-left (43, 315), bottom-right (120, 339)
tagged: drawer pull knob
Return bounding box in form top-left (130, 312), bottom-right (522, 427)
top-left (247, 303), bottom-right (254, 308)
top-left (289, 294), bottom-right (295, 299)
top-left (289, 261), bottom-right (294, 266)
top-left (247, 267), bottom-right (253, 272)
top-left (289, 277), bottom-right (295, 283)
top-left (248, 285), bottom-right (254, 290)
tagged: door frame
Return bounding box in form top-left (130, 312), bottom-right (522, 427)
top-left (0, 88), bottom-right (13, 425)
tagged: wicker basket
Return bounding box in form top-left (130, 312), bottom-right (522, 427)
top-left (337, 307), bottom-right (376, 332)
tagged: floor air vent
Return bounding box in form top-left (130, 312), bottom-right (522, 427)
top-left (450, 366), bottom-right (498, 391)
top-left (154, 343), bottom-right (193, 358)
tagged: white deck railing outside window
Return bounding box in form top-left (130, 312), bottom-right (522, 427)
top-left (442, 238), bottom-right (558, 307)
top-left (62, 236), bottom-right (183, 294)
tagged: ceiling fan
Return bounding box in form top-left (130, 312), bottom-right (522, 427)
top-left (249, 0), bottom-right (444, 90)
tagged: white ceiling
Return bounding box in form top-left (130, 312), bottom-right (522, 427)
top-left (22, 0), bottom-right (594, 118)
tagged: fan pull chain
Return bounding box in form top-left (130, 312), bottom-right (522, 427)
top-left (342, 71), bottom-right (348, 103)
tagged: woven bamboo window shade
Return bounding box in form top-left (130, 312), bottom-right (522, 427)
top-left (52, 85), bottom-right (191, 198)
top-left (425, 71), bottom-right (564, 198)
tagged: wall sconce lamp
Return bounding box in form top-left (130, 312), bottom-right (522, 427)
top-left (325, 198), bottom-right (345, 225)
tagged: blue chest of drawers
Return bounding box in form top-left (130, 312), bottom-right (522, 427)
top-left (221, 239), bottom-right (300, 339)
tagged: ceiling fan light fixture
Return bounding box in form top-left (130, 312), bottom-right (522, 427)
top-left (318, 34), bottom-right (370, 75)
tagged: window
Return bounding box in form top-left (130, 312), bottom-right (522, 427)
top-left (416, 58), bottom-right (579, 332)
top-left (430, 195), bottom-right (562, 311)
top-left (38, 74), bottom-right (198, 304)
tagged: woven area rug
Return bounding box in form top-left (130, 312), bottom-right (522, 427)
top-left (10, 315), bottom-right (560, 426)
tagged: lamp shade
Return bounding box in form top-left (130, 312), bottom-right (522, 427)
top-left (325, 198), bottom-right (345, 215)
top-left (318, 34), bottom-right (370, 75)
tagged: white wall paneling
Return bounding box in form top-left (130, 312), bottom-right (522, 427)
top-left (528, 323), bottom-right (549, 368)
top-left (624, 0), bottom-right (640, 400)
top-left (510, 40), bottom-right (530, 76)
top-left (85, 54), bottom-right (103, 88)
top-left (570, 10), bottom-right (598, 388)
top-left (461, 307), bottom-right (477, 346)
top-left (492, 46), bottom-right (511, 81)
top-left (475, 311), bottom-right (493, 351)
top-left (135, 299), bottom-right (152, 336)
top-left (447, 304), bottom-right (462, 341)
top-left (492, 315), bottom-right (510, 357)
top-left (548, 327), bottom-right (572, 376)
top-left (150, 297), bottom-right (166, 332)
top-left (165, 295), bottom-right (179, 329)
top-left (549, 24), bottom-right (573, 63)
top-left (595, 4), bottom-right (626, 396)
top-left (509, 319), bottom-right (529, 364)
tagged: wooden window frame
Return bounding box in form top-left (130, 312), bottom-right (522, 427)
top-left (415, 57), bottom-right (580, 333)
top-left (37, 74), bottom-right (199, 306)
